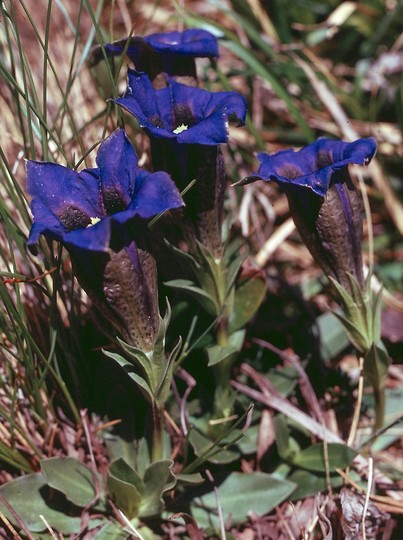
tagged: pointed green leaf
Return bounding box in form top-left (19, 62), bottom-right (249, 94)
top-left (176, 473), bottom-right (204, 485)
top-left (102, 351), bottom-right (154, 401)
top-left (274, 415), bottom-right (291, 461)
top-left (329, 276), bottom-right (354, 307)
top-left (156, 337), bottom-right (182, 405)
top-left (317, 311), bottom-right (350, 362)
top-left (372, 287), bottom-right (384, 344)
top-left (191, 472), bottom-right (296, 530)
top-left (164, 279), bottom-right (218, 315)
top-left (164, 239), bottom-right (199, 269)
top-left (151, 302), bottom-right (170, 382)
top-left (346, 272), bottom-right (364, 305)
top-left (113, 341), bottom-right (154, 382)
top-left (229, 273), bottom-right (267, 332)
top-left (267, 365), bottom-right (299, 396)
top-left (107, 459), bottom-right (144, 519)
top-left (364, 342), bottom-right (390, 390)
top-left (289, 469), bottom-right (344, 500)
top-left (105, 435), bottom-right (148, 476)
top-left (332, 310), bottom-right (370, 352)
top-left (139, 460), bottom-right (176, 518)
top-left (188, 428), bottom-right (239, 464)
top-left (206, 329), bottom-right (245, 366)
top-left (108, 458), bottom-right (144, 492)
top-left (41, 457), bottom-right (96, 507)
top-left (225, 252), bottom-right (247, 296)
top-left (292, 443), bottom-right (357, 472)
top-left (195, 241), bottom-right (222, 282)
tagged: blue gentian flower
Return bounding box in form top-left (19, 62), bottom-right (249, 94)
top-left (114, 70), bottom-right (247, 257)
top-left (27, 129), bottom-right (184, 253)
top-left (102, 29), bottom-right (219, 85)
top-left (248, 138), bottom-right (377, 197)
top-left (115, 69), bottom-right (246, 146)
top-left (27, 129), bottom-right (184, 349)
top-left (242, 138), bottom-right (377, 291)
top-left (105, 29), bottom-right (219, 62)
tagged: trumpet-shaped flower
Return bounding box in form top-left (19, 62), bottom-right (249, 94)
top-left (248, 138), bottom-right (377, 197)
top-left (242, 137), bottom-right (377, 291)
top-left (27, 129), bottom-right (184, 350)
top-left (27, 129), bottom-right (184, 253)
top-left (105, 28), bottom-right (219, 63)
top-left (101, 29), bottom-right (219, 85)
top-left (115, 69), bottom-right (247, 146)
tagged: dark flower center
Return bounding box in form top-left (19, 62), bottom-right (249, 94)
top-left (150, 114), bottom-right (164, 128)
top-left (278, 165), bottom-right (301, 180)
top-left (59, 207), bottom-right (92, 231)
top-left (173, 104), bottom-right (194, 130)
top-left (102, 189), bottom-right (128, 215)
top-left (316, 150), bottom-right (333, 169)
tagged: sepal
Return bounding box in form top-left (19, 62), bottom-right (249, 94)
top-left (103, 300), bottom-right (181, 407)
top-left (329, 271), bottom-right (383, 354)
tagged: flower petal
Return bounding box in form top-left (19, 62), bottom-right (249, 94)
top-left (62, 217), bottom-right (112, 251)
top-left (96, 129), bottom-right (139, 210)
top-left (253, 137), bottom-right (377, 197)
top-left (27, 199), bottom-right (66, 252)
top-left (127, 170), bottom-right (184, 218)
top-left (144, 29), bottom-right (219, 58)
top-left (115, 70), bottom-right (174, 138)
top-left (115, 73), bottom-right (247, 145)
top-left (170, 83), bottom-right (247, 144)
top-left (26, 160), bottom-right (102, 226)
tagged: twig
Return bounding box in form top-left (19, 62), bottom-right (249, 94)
top-left (0, 492), bottom-right (35, 540)
top-left (39, 515), bottom-right (61, 540)
top-left (255, 217), bottom-right (296, 267)
top-left (347, 356), bottom-right (365, 447)
top-left (206, 470), bottom-right (227, 540)
top-left (361, 457), bottom-right (374, 540)
top-left (0, 509), bottom-right (24, 540)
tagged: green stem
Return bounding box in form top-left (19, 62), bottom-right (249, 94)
top-left (211, 316), bottom-right (235, 422)
top-left (151, 400), bottom-right (164, 463)
top-left (373, 385), bottom-right (385, 431)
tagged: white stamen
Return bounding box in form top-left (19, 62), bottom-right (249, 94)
top-left (86, 217), bottom-right (101, 228)
top-left (173, 123), bottom-right (189, 135)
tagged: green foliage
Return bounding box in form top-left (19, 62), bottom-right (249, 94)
top-left (292, 443), bottom-right (357, 472)
top-left (316, 311), bottom-right (350, 362)
top-left (107, 458), bottom-right (176, 519)
top-left (206, 329), bottom-right (245, 367)
top-left (330, 272), bottom-right (383, 354)
top-left (0, 0), bottom-right (401, 537)
top-left (228, 270), bottom-right (267, 333)
top-left (330, 271), bottom-right (390, 428)
top-left (0, 468), bottom-right (88, 535)
top-left (103, 303), bottom-right (181, 407)
top-left (41, 457), bottom-right (98, 507)
top-left (191, 472), bottom-right (296, 530)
